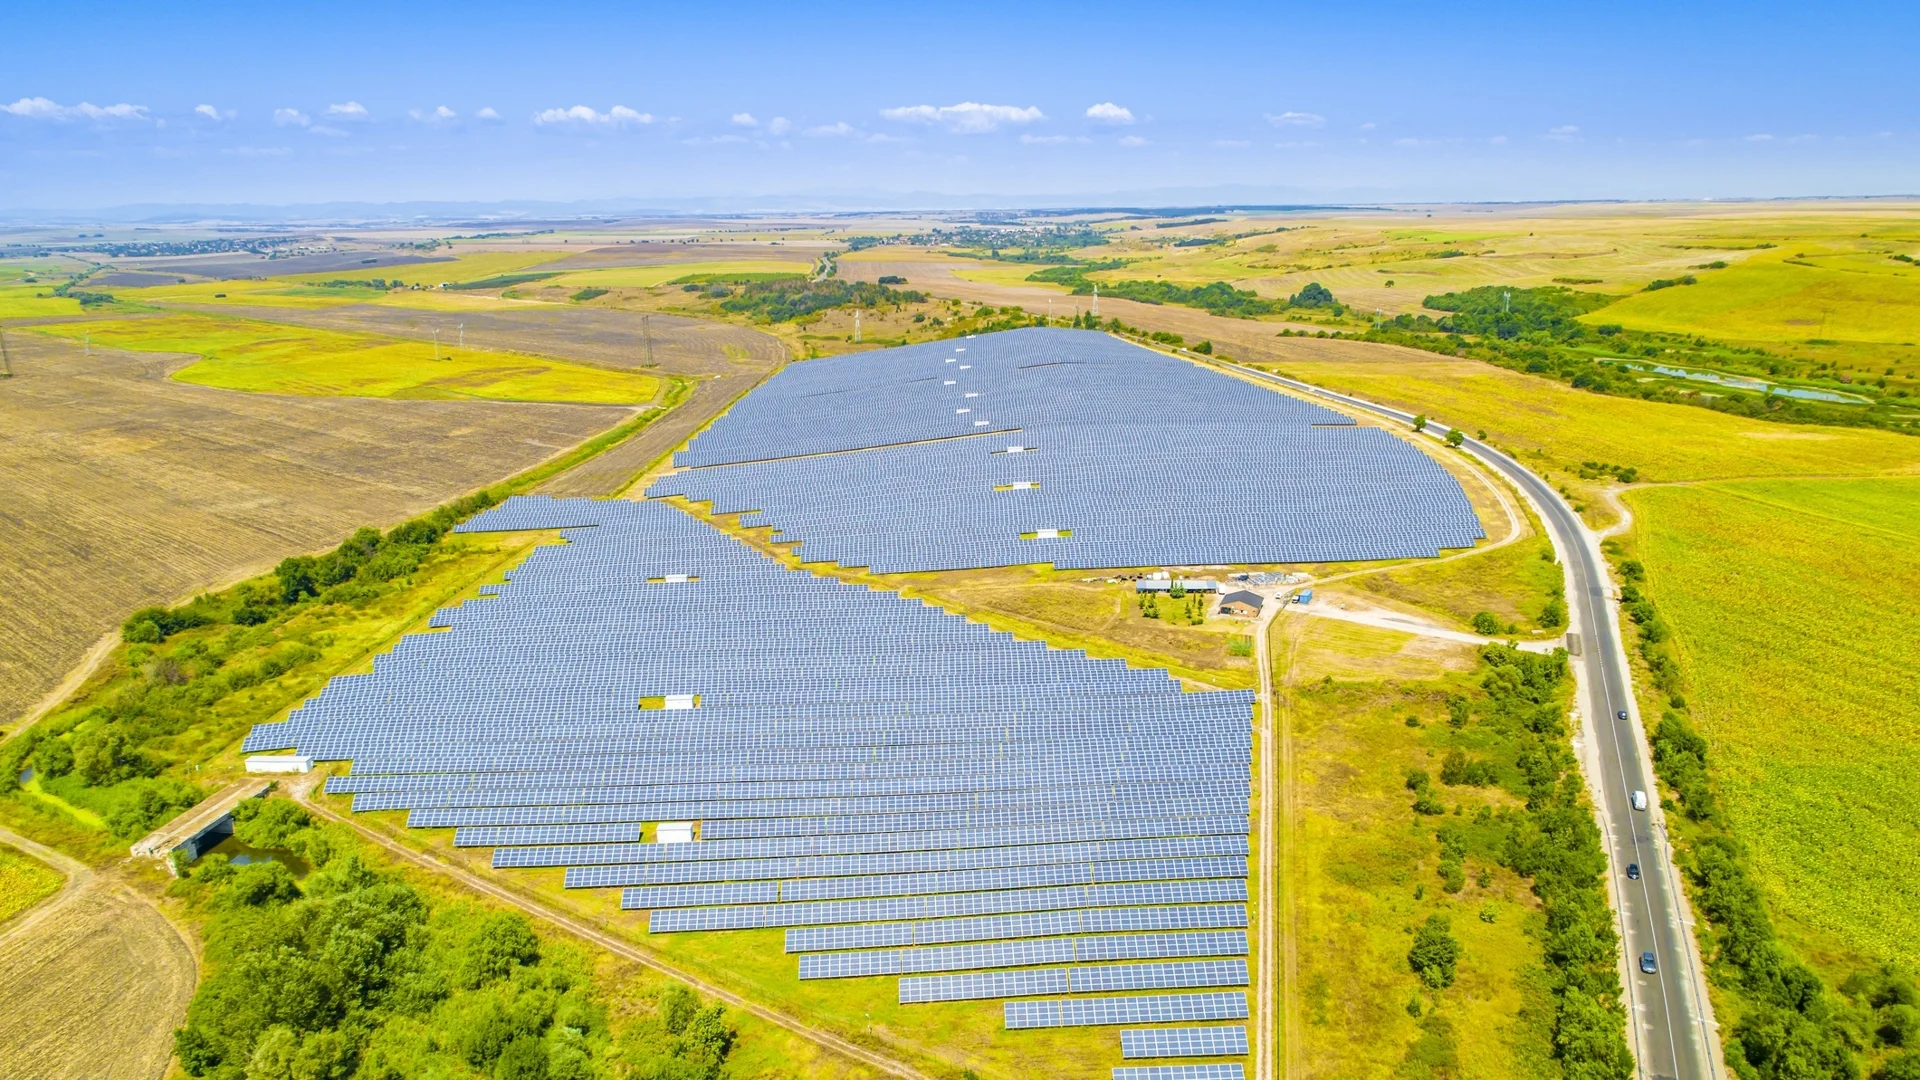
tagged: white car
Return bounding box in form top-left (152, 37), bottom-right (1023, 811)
top-left (1631, 790), bottom-right (1648, 811)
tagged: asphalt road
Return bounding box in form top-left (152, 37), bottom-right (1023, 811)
top-left (1225, 363), bottom-right (1718, 1080)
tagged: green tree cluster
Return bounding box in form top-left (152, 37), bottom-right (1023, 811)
top-left (172, 807), bottom-right (736, 1080)
top-left (719, 279), bottom-right (926, 323)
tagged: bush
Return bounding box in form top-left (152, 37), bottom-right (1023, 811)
top-left (1409, 915), bottom-right (1460, 988)
top-left (1472, 611), bottom-right (1502, 636)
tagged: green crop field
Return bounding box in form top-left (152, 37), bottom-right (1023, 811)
top-left (1625, 476), bottom-right (1920, 970)
top-left (0, 843), bottom-right (63, 923)
top-left (32, 313), bottom-right (663, 405)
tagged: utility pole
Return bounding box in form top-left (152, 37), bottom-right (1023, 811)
top-left (458, 323), bottom-right (464, 350)
top-left (1047, 298), bottom-right (1053, 323)
top-left (854, 309), bottom-right (861, 344)
top-left (1503, 289), bottom-right (1511, 314)
top-left (1091, 283), bottom-right (1100, 318)
top-left (85, 332), bottom-right (90, 355)
top-left (432, 329), bottom-right (440, 361)
top-left (642, 314), bottom-right (654, 366)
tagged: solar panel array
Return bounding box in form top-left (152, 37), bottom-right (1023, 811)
top-left (1006, 992), bottom-right (1251, 1029)
top-left (241, 494), bottom-right (1254, 1053)
top-left (649, 327), bottom-right (1483, 571)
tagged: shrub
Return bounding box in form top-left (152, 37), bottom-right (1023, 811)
top-left (1409, 915), bottom-right (1460, 988)
top-left (1472, 611), bottom-right (1502, 635)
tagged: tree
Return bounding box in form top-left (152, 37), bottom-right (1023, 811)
top-left (1446, 428), bottom-right (1465, 447)
top-left (1409, 915), bottom-right (1461, 988)
top-left (1472, 611), bottom-right (1502, 636)
top-left (1413, 414), bottom-right (1429, 432)
top-left (276, 556), bottom-right (319, 604)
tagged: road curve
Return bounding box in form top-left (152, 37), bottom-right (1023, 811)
top-left (1223, 362), bottom-right (1719, 1080)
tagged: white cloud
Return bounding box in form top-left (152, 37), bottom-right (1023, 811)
top-left (327, 101), bottom-right (369, 120)
top-left (731, 112), bottom-right (758, 127)
top-left (222, 145), bottom-right (292, 158)
top-left (805, 121), bottom-right (855, 137)
top-left (686, 133), bottom-right (750, 145)
top-left (1357, 121), bottom-right (1376, 131)
top-left (476, 107), bottom-right (502, 121)
top-left (1744, 133), bottom-right (1774, 142)
top-left (1085, 102), bottom-right (1133, 125)
top-left (1546, 124), bottom-right (1580, 141)
top-left (1489, 135), bottom-right (1508, 144)
top-left (194, 104), bottom-right (234, 121)
top-left (533, 105), bottom-right (654, 126)
top-left (310, 125), bottom-right (349, 138)
top-left (1118, 134), bottom-right (1147, 147)
top-left (1275, 140), bottom-right (1320, 149)
top-left (767, 116), bottom-right (791, 135)
top-left (274, 107), bottom-right (310, 127)
top-left (410, 105), bottom-right (457, 123)
top-left (880, 102), bottom-right (1044, 133)
top-left (2, 96), bottom-right (150, 122)
top-left (1267, 111), bottom-right (1324, 127)
top-left (1021, 133), bottom-right (1088, 145)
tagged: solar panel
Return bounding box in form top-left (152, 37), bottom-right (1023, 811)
top-left (1004, 992), bottom-right (1249, 1029)
top-left (1111, 1066), bottom-right (1247, 1080)
top-left (1120, 1027), bottom-right (1250, 1058)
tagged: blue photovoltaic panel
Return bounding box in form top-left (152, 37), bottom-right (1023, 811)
top-left (1005, 992), bottom-right (1250, 1029)
top-left (1120, 1027), bottom-right (1250, 1059)
top-left (1112, 1067), bottom-right (1247, 1080)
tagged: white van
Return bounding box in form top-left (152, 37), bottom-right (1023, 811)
top-left (1631, 790), bottom-right (1648, 811)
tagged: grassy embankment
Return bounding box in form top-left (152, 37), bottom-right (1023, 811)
top-left (32, 313), bottom-right (665, 406)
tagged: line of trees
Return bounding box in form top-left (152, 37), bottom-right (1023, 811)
top-left (718, 278), bottom-right (926, 323)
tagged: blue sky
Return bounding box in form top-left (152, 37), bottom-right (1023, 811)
top-left (3, 0), bottom-right (1916, 210)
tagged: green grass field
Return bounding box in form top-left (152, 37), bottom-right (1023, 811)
top-left (1277, 618), bottom-right (1557, 1080)
top-left (0, 843), bottom-right (63, 923)
top-left (31, 313), bottom-right (662, 405)
top-left (0, 263), bottom-right (87, 318)
top-left (1269, 355), bottom-right (1920, 490)
top-left (1625, 476), bottom-right (1920, 970)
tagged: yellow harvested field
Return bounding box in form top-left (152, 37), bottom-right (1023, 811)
top-left (0, 329), bottom-right (630, 728)
top-left (0, 878), bottom-right (197, 1080)
top-left (1626, 476), bottom-right (1920, 969)
top-left (33, 313), bottom-right (662, 405)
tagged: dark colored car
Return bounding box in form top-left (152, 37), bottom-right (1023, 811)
top-left (1640, 951), bottom-right (1658, 974)
top-left (1617, 710), bottom-right (1629, 721)
top-left (1627, 863), bottom-right (1641, 880)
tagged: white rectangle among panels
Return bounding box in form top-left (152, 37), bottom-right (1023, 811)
top-left (655, 822), bottom-right (695, 844)
top-left (244, 755), bottom-right (313, 774)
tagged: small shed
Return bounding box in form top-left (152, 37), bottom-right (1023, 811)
top-left (1219, 590), bottom-right (1264, 617)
